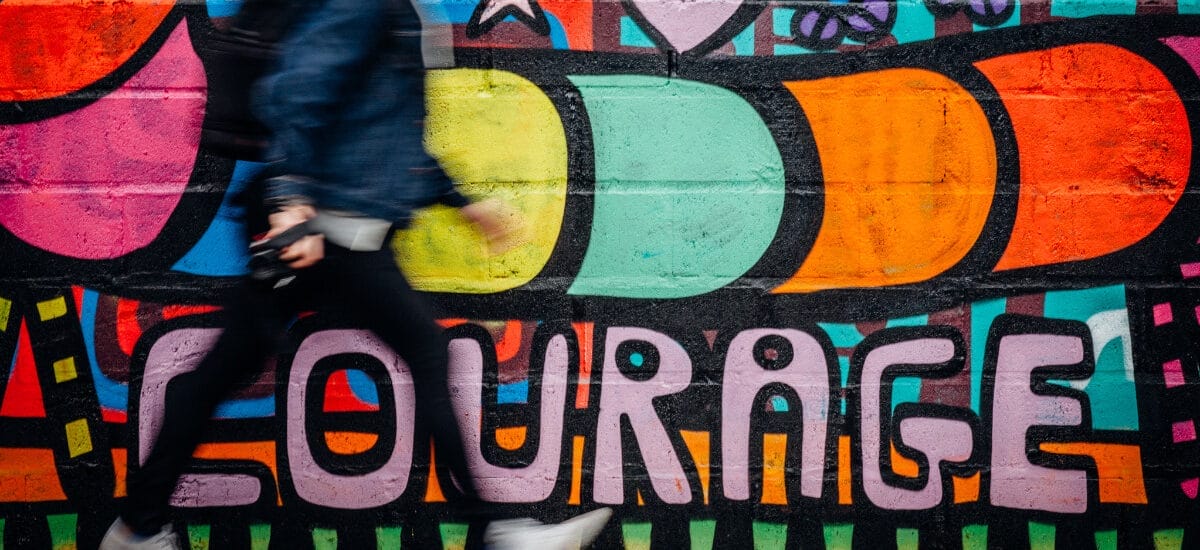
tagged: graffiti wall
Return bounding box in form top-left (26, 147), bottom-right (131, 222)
top-left (1, 0), bottom-right (1199, 547)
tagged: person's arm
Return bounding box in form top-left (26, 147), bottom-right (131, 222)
top-left (460, 198), bottom-right (522, 254)
top-left (254, 0), bottom-right (392, 266)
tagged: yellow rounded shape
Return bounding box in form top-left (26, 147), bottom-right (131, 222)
top-left (394, 69), bottom-right (568, 293)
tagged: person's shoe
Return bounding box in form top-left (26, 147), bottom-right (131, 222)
top-left (483, 507), bottom-right (613, 550)
top-left (99, 518), bottom-right (182, 550)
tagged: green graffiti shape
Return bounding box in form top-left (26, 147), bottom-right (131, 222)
top-left (47, 514), bottom-right (75, 550)
top-left (963, 525), bottom-right (988, 550)
top-left (753, 521), bottom-right (787, 550)
top-left (440, 523), bottom-right (468, 550)
top-left (690, 520), bottom-right (715, 550)
top-left (1096, 530), bottom-right (1118, 550)
top-left (313, 527), bottom-right (337, 550)
top-left (568, 75), bottom-right (786, 298)
top-left (251, 524), bottom-right (271, 550)
top-left (188, 525), bottom-right (211, 550)
top-left (1154, 529), bottom-right (1184, 550)
top-left (377, 526), bottom-right (402, 550)
top-left (824, 524), bottom-right (854, 550)
top-left (1029, 522), bottom-right (1056, 550)
top-left (623, 521), bottom-right (652, 550)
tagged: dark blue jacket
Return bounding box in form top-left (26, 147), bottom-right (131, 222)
top-left (253, 0), bottom-right (465, 224)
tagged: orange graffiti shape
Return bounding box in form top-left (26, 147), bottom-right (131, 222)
top-left (325, 432), bottom-right (380, 455)
top-left (838, 435), bottom-right (852, 505)
top-left (193, 441), bottom-right (281, 505)
top-left (680, 430), bottom-right (710, 505)
top-left (778, 69), bottom-right (997, 292)
top-left (495, 426), bottom-right (527, 451)
top-left (1039, 442), bottom-right (1148, 504)
top-left (0, 0), bottom-right (175, 100)
top-left (761, 433), bottom-right (788, 505)
top-left (0, 448), bottom-right (67, 502)
top-left (977, 44), bottom-right (1191, 270)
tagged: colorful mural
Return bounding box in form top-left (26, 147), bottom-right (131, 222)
top-left (1, 0), bottom-right (1199, 547)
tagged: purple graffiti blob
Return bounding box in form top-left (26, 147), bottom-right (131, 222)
top-left (798, 10), bottom-right (841, 41)
top-left (970, 0), bottom-right (1008, 17)
top-left (0, 22), bottom-right (204, 259)
top-left (1163, 36), bottom-right (1200, 78)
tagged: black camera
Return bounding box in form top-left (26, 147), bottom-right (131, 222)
top-left (248, 221), bottom-right (318, 283)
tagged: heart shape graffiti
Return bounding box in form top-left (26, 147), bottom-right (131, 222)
top-left (622, 0), bottom-right (763, 55)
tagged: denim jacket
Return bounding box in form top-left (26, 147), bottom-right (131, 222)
top-left (253, 0), bottom-right (466, 225)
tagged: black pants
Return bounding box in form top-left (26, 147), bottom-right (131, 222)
top-left (122, 242), bottom-right (482, 533)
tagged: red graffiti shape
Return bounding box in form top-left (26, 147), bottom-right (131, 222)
top-left (0, 0), bottom-right (174, 100)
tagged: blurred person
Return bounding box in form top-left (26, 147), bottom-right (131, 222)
top-left (99, 0), bottom-right (611, 548)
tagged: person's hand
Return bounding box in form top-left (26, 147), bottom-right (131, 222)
top-left (268, 204), bottom-right (324, 268)
top-left (460, 198), bottom-right (522, 254)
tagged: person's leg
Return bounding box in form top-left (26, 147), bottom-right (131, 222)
top-left (331, 247), bottom-right (483, 503)
top-left (121, 281), bottom-right (291, 535)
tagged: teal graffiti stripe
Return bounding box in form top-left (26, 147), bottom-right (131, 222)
top-left (774, 44), bottom-right (819, 55)
top-left (690, 520), bottom-right (715, 550)
top-left (897, 528), bottom-right (918, 550)
top-left (1154, 529), bottom-right (1185, 550)
top-left (963, 525), bottom-right (987, 550)
top-left (1183, 0), bottom-right (1200, 13)
top-left (893, 375), bottom-right (921, 411)
top-left (819, 322), bottom-right (863, 415)
top-left (1029, 522), bottom-right (1055, 550)
top-left (188, 525), bottom-right (211, 550)
top-left (623, 522), bottom-right (652, 550)
top-left (824, 524), bottom-right (853, 550)
top-left (313, 527), bottom-right (338, 550)
top-left (619, 16), bottom-right (656, 48)
top-left (1051, 0), bottom-right (1136, 16)
top-left (971, 297), bottom-right (1007, 412)
top-left (887, 314), bottom-right (930, 328)
top-left (821, 315), bottom-right (930, 414)
top-left (837, 356), bottom-right (851, 414)
top-left (251, 524), bottom-right (271, 550)
top-left (753, 521), bottom-right (786, 550)
top-left (1045, 285), bottom-right (1138, 430)
top-left (46, 514), bottom-right (76, 550)
top-left (567, 75), bottom-right (787, 299)
top-left (440, 523), bottom-right (468, 550)
top-left (818, 322), bottom-right (867, 348)
top-left (377, 526), bottom-right (402, 550)
top-left (894, 0), bottom-right (936, 44)
top-left (888, 313), bottom-right (929, 412)
top-left (732, 23), bottom-right (756, 55)
top-left (772, 8), bottom-right (793, 35)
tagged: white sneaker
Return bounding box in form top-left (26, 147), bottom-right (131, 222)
top-left (99, 518), bottom-right (183, 550)
top-left (484, 508), bottom-right (613, 550)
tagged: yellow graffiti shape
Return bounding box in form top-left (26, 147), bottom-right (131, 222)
top-left (777, 69), bottom-right (997, 293)
top-left (394, 69), bottom-right (568, 293)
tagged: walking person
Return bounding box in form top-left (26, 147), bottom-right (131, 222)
top-left (99, 0), bottom-right (611, 547)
